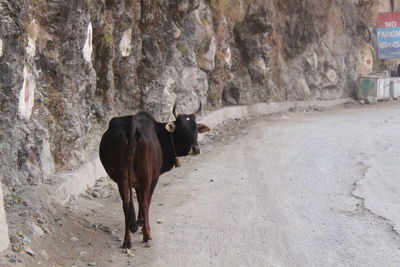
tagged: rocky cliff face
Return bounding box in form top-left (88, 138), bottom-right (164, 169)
top-left (0, 0), bottom-right (385, 185)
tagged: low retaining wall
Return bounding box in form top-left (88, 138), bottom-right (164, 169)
top-left (54, 157), bottom-right (107, 205)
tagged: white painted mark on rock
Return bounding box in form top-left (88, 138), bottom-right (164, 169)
top-left (26, 37), bottom-right (36, 57)
top-left (225, 47), bottom-right (232, 68)
top-left (18, 66), bottom-right (36, 120)
top-left (120, 28), bottom-right (132, 57)
top-left (83, 22), bottom-right (93, 62)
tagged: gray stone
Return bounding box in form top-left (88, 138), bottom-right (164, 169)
top-left (9, 235), bottom-right (19, 244)
top-left (326, 69), bottom-right (338, 83)
top-left (24, 246), bottom-right (36, 256)
top-left (25, 221), bottom-right (45, 236)
top-left (171, 22), bottom-right (182, 39)
top-left (71, 236), bottom-right (79, 242)
top-left (344, 99), bottom-right (357, 105)
top-left (366, 96), bottom-right (378, 104)
top-left (288, 77), bottom-right (311, 100)
top-left (90, 188), bottom-right (109, 199)
top-left (39, 250), bottom-right (49, 260)
top-left (222, 84), bottom-right (241, 105)
top-left (80, 251), bottom-right (88, 256)
top-left (91, 191), bottom-right (101, 199)
top-left (197, 35), bottom-right (216, 72)
top-left (18, 210), bottom-right (29, 217)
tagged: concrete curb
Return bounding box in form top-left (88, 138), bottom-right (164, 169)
top-left (54, 157), bottom-right (107, 205)
top-left (0, 183), bottom-right (10, 252)
top-left (53, 98), bottom-right (349, 204)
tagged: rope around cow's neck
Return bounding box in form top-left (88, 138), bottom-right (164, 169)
top-left (170, 132), bottom-right (181, 168)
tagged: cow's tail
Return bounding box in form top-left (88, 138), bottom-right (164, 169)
top-left (127, 120), bottom-right (138, 233)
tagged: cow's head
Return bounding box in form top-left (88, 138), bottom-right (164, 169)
top-left (165, 102), bottom-right (210, 156)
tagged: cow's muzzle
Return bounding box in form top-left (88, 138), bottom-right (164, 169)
top-left (191, 146), bottom-right (201, 155)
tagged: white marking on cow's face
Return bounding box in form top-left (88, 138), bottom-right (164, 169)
top-left (186, 117), bottom-right (190, 121)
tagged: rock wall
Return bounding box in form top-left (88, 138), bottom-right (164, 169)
top-left (0, 0), bottom-right (393, 186)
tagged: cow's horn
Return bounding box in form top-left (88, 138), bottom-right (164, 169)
top-left (172, 103), bottom-right (178, 119)
top-left (194, 101), bottom-right (202, 116)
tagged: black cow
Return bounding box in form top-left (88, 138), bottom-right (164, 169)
top-left (99, 103), bottom-right (210, 248)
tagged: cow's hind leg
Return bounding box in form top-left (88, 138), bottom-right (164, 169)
top-left (135, 188), bottom-right (144, 227)
top-left (138, 176), bottom-right (152, 246)
top-left (141, 193), bottom-right (151, 246)
top-left (118, 180), bottom-right (133, 248)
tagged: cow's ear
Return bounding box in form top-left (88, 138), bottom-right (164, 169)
top-left (197, 123), bottom-right (210, 133)
top-left (165, 122), bottom-right (176, 133)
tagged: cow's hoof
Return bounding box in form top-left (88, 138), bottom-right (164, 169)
top-left (144, 240), bottom-right (153, 248)
top-left (122, 241), bottom-right (132, 249)
top-left (130, 222), bottom-right (139, 233)
top-left (137, 219), bottom-right (144, 226)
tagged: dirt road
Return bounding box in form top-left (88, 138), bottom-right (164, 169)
top-left (2, 101), bottom-right (400, 266)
